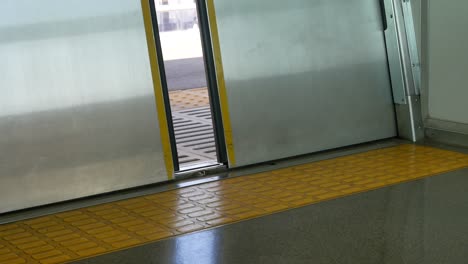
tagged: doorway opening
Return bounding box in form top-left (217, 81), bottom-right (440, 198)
top-left (152, 0), bottom-right (222, 171)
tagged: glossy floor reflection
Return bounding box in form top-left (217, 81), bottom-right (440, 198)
top-left (75, 166), bottom-right (468, 264)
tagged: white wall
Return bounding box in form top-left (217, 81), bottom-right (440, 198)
top-left (425, 0), bottom-right (468, 126)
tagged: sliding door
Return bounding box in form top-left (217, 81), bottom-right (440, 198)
top-left (210, 0), bottom-right (397, 166)
top-left (0, 0), bottom-right (172, 213)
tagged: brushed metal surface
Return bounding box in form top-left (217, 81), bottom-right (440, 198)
top-left (402, 0), bottom-right (421, 95)
top-left (386, 0), bottom-right (424, 142)
top-left (213, 0), bottom-right (397, 167)
top-left (395, 95), bottom-right (424, 141)
top-left (0, 0), bottom-right (168, 213)
top-left (383, 0), bottom-right (408, 104)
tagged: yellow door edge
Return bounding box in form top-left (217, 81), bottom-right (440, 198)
top-left (141, 0), bottom-right (175, 180)
top-left (206, 0), bottom-right (237, 167)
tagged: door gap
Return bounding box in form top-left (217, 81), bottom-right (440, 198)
top-left (154, 0), bottom-right (220, 172)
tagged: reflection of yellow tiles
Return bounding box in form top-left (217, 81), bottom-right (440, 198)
top-left (2, 145), bottom-right (468, 263)
top-left (169, 87), bottom-right (210, 111)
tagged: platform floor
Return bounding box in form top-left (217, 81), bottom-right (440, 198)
top-left (77, 161), bottom-right (468, 264)
top-left (173, 106), bottom-right (217, 167)
top-left (169, 88), bottom-right (217, 169)
top-left (1, 144), bottom-right (468, 263)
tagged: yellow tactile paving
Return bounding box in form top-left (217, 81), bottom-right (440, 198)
top-left (169, 87), bottom-right (210, 111)
top-left (2, 144), bottom-right (468, 263)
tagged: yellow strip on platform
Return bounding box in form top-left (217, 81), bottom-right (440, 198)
top-left (2, 145), bottom-right (468, 264)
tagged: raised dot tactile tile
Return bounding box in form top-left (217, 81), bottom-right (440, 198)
top-left (2, 145), bottom-right (468, 263)
top-left (169, 87), bottom-right (210, 111)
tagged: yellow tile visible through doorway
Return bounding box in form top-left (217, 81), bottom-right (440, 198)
top-left (169, 87), bottom-right (210, 111)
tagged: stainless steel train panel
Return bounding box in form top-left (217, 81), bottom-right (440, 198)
top-left (0, 0), bottom-right (169, 213)
top-left (212, 0), bottom-right (397, 167)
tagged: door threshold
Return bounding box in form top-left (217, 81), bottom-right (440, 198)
top-left (176, 162), bottom-right (226, 179)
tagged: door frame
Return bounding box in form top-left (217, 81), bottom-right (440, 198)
top-left (141, 0), bottom-right (179, 176)
top-left (144, 0), bottom-right (230, 173)
top-left (195, 0), bottom-right (229, 166)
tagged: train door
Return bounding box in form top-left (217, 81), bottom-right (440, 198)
top-left (207, 0), bottom-right (398, 167)
top-left (0, 0), bottom-right (174, 213)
